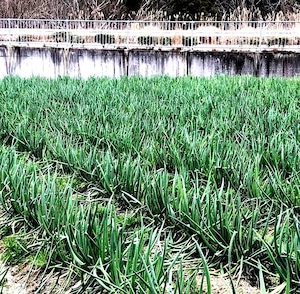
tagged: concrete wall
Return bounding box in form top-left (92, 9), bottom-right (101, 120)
top-left (128, 50), bottom-right (187, 77)
top-left (1, 45), bottom-right (300, 78)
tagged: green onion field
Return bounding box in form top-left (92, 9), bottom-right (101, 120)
top-left (0, 75), bottom-right (299, 293)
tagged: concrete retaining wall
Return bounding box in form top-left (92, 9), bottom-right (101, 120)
top-left (1, 46), bottom-right (300, 78)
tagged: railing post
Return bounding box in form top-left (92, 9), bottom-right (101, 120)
top-left (8, 18), bottom-right (11, 44)
top-left (259, 20), bottom-right (262, 52)
top-left (126, 21), bottom-right (129, 48)
top-left (191, 21), bottom-right (194, 49)
top-left (66, 19), bottom-right (69, 45)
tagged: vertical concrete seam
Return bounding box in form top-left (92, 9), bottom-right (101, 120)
top-left (254, 52), bottom-right (260, 77)
top-left (124, 49), bottom-right (129, 76)
top-left (6, 45), bottom-right (13, 75)
top-left (186, 51), bottom-right (190, 76)
top-left (64, 48), bottom-right (70, 76)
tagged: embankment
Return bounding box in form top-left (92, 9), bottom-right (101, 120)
top-left (0, 46), bottom-right (300, 78)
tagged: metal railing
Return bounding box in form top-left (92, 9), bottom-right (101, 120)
top-left (0, 19), bottom-right (299, 51)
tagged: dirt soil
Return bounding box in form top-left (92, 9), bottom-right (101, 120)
top-left (199, 274), bottom-right (261, 293)
top-left (0, 260), bottom-right (78, 294)
top-left (0, 259), bottom-right (262, 294)
top-left (0, 209), bottom-right (264, 293)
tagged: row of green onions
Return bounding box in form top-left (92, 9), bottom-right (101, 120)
top-left (0, 75), bottom-right (299, 292)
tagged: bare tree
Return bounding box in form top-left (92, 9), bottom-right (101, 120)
top-left (0, 0), bottom-right (127, 19)
top-left (215, 0), bottom-right (297, 19)
top-left (0, 0), bottom-right (299, 20)
top-left (59, 0), bottom-right (127, 19)
top-left (132, 0), bottom-right (171, 20)
top-left (0, 0), bottom-right (65, 18)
